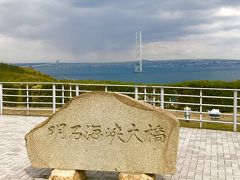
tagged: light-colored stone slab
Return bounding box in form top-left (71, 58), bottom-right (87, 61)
top-left (119, 172), bottom-right (155, 180)
top-left (25, 92), bottom-right (179, 175)
top-left (49, 169), bottom-right (86, 180)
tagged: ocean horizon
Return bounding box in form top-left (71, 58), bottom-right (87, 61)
top-left (16, 59), bottom-right (240, 84)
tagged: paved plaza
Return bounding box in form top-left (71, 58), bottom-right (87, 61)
top-left (0, 115), bottom-right (240, 180)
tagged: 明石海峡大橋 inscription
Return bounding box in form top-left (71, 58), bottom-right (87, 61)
top-left (47, 123), bottom-right (166, 144)
top-left (25, 92), bottom-right (179, 175)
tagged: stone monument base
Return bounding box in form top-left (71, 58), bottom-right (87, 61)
top-left (119, 172), bottom-right (156, 180)
top-left (49, 169), bottom-right (86, 180)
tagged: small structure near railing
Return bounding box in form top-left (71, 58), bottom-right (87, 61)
top-left (209, 109), bottom-right (221, 120)
top-left (184, 107), bottom-right (191, 120)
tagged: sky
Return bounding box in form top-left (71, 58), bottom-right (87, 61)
top-left (0, 0), bottom-right (240, 63)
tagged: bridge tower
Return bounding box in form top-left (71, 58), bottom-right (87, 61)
top-left (135, 31), bottom-right (143, 73)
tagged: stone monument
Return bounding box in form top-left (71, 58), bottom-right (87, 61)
top-left (25, 92), bottom-right (180, 179)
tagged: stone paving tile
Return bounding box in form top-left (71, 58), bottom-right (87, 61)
top-left (1, 115), bottom-right (240, 180)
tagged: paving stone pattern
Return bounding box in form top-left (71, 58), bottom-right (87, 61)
top-left (0, 115), bottom-right (240, 180)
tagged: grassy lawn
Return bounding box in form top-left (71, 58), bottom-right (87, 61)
top-left (171, 110), bottom-right (239, 132)
top-left (3, 107), bottom-right (239, 132)
top-left (180, 121), bottom-right (239, 132)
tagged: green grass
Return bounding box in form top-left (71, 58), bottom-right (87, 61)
top-left (169, 79), bottom-right (240, 89)
top-left (180, 120), bottom-right (240, 132)
top-left (61, 79), bottom-right (137, 85)
top-left (0, 63), bottom-right (54, 82)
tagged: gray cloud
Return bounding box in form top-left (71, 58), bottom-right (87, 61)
top-left (0, 0), bottom-right (240, 62)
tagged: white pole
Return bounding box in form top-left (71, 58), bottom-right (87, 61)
top-left (161, 88), bottom-right (164, 109)
top-left (70, 85), bottom-right (72, 99)
top-left (200, 90), bottom-right (203, 129)
top-left (26, 84), bottom-right (29, 115)
top-left (153, 88), bottom-right (156, 106)
top-left (76, 85), bottom-right (79, 96)
top-left (52, 84), bottom-right (56, 113)
top-left (135, 86), bottom-right (138, 100)
top-left (233, 90), bottom-right (238, 132)
top-left (62, 85), bottom-right (64, 104)
top-left (0, 83), bottom-right (2, 115)
top-left (144, 87), bottom-right (147, 101)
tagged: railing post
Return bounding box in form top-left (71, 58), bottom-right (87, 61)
top-left (135, 86), bottom-right (138, 100)
top-left (161, 88), bottom-right (164, 109)
top-left (0, 83), bottom-right (2, 115)
top-left (26, 84), bottom-right (29, 115)
top-left (144, 87), bottom-right (147, 101)
top-left (76, 85), bottom-right (79, 96)
top-left (200, 89), bottom-right (203, 129)
top-left (153, 88), bottom-right (156, 106)
top-left (105, 85), bottom-right (108, 92)
top-left (70, 85), bottom-right (72, 99)
top-left (233, 90), bottom-right (238, 132)
top-left (62, 85), bottom-right (64, 105)
top-left (53, 84), bottom-right (56, 113)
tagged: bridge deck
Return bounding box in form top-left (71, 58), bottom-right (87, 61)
top-left (0, 115), bottom-right (240, 180)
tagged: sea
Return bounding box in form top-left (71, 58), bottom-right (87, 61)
top-left (17, 60), bottom-right (240, 84)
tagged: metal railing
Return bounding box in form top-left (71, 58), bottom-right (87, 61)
top-left (0, 82), bottom-right (239, 131)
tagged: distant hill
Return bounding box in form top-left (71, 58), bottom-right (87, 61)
top-left (0, 63), bottom-right (55, 82)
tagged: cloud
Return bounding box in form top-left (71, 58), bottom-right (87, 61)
top-left (215, 7), bottom-right (240, 17)
top-left (143, 30), bottom-right (240, 60)
top-left (0, 0), bottom-right (240, 62)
